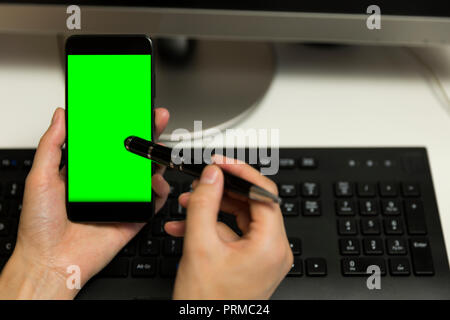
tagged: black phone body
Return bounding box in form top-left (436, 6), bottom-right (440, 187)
top-left (65, 35), bottom-right (154, 222)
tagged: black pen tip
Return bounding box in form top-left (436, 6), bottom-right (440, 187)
top-left (124, 136), bottom-right (134, 150)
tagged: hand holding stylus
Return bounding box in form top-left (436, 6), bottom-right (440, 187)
top-left (165, 156), bottom-right (293, 299)
top-left (0, 107), bottom-right (171, 299)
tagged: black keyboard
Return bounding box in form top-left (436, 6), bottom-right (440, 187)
top-left (1, 148), bottom-right (449, 299)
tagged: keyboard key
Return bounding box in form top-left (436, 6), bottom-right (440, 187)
top-left (278, 184), bottom-right (297, 198)
top-left (338, 219), bottom-right (357, 235)
top-left (119, 240), bottom-right (137, 257)
top-left (389, 258), bottom-right (411, 276)
top-left (335, 200), bottom-right (356, 216)
top-left (384, 218), bottom-right (403, 235)
top-left (163, 238), bottom-right (183, 256)
top-left (1, 159), bottom-right (11, 169)
top-left (287, 257), bottom-right (303, 276)
top-left (341, 258), bottom-right (386, 276)
top-left (301, 182), bottom-right (319, 197)
top-left (363, 238), bottom-right (383, 255)
top-left (302, 200), bottom-right (320, 216)
top-left (335, 181), bottom-right (353, 197)
top-left (386, 238), bottom-right (407, 255)
top-left (361, 218), bottom-right (381, 235)
top-left (0, 238), bottom-right (15, 256)
top-left (409, 238), bottom-right (434, 275)
top-left (357, 183), bottom-right (376, 197)
top-left (379, 182), bottom-right (398, 197)
top-left (279, 158), bottom-right (296, 169)
top-left (168, 182), bottom-right (179, 198)
top-left (306, 258), bottom-right (327, 276)
top-left (402, 182), bottom-right (420, 197)
top-left (151, 218), bottom-right (167, 236)
top-left (404, 200), bottom-right (427, 235)
top-left (170, 201), bottom-right (186, 218)
top-left (339, 238), bottom-right (360, 255)
top-left (359, 200), bottom-right (378, 216)
top-left (300, 157), bottom-right (317, 169)
top-left (11, 160), bottom-right (18, 170)
top-left (182, 181), bottom-right (194, 193)
top-left (23, 159), bottom-right (33, 171)
top-left (0, 201), bottom-right (6, 217)
top-left (381, 200), bottom-right (401, 216)
top-left (0, 220), bottom-right (10, 236)
top-left (160, 257), bottom-right (180, 278)
top-left (140, 238), bottom-right (160, 256)
top-left (281, 201), bottom-right (299, 217)
top-left (138, 224), bottom-right (152, 238)
top-left (6, 182), bottom-right (23, 198)
top-left (99, 258), bottom-right (129, 277)
top-left (131, 258), bottom-right (157, 277)
top-left (288, 238), bottom-right (302, 255)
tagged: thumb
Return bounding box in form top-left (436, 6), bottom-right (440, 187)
top-left (32, 108), bottom-right (66, 177)
top-left (184, 165), bottom-right (223, 245)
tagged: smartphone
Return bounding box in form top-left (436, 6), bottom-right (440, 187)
top-left (65, 35), bottom-right (154, 222)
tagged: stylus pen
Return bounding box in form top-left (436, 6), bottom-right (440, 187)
top-left (124, 136), bottom-right (282, 204)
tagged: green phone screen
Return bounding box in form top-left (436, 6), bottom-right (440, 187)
top-left (67, 54), bottom-right (152, 202)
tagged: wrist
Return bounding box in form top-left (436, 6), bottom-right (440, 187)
top-left (0, 250), bottom-right (77, 300)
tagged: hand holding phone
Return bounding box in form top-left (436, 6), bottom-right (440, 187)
top-left (0, 105), bottom-right (171, 299)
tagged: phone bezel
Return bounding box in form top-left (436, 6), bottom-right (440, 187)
top-left (65, 34), bottom-right (155, 222)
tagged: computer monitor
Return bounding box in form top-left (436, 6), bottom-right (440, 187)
top-left (0, 1), bottom-right (449, 45)
top-left (0, 1), bottom-right (448, 140)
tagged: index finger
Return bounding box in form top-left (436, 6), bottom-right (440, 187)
top-left (154, 108), bottom-right (170, 140)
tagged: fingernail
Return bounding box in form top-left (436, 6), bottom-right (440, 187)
top-left (200, 165), bottom-right (218, 184)
top-left (211, 154), bottom-right (224, 164)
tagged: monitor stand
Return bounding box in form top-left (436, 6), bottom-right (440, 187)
top-left (154, 38), bottom-right (275, 142)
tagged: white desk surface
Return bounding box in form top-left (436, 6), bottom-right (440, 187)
top-left (1, 33), bottom-right (449, 261)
